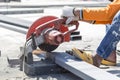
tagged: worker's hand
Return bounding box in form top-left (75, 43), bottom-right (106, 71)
top-left (61, 6), bottom-right (79, 25)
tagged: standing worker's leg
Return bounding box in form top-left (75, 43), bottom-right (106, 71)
top-left (94, 10), bottom-right (120, 67)
top-left (103, 24), bottom-right (116, 65)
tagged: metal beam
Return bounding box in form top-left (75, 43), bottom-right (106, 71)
top-left (0, 22), bottom-right (27, 34)
top-left (54, 52), bottom-right (120, 80)
top-left (0, 2), bottom-right (110, 8)
top-left (0, 8), bottom-right (43, 15)
top-left (0, 14), bottom-right (32, 29)
top-left (0, 14), bottom-right (33, 34)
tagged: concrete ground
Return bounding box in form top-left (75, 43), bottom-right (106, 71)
top-left (0, 0), bottom-right (120, 80)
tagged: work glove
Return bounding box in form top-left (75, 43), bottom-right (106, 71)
top-left (61, 6), bottom-right (79, 25)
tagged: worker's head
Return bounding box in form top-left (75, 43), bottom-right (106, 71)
top-left (44, 28), bottom-right (64, 45)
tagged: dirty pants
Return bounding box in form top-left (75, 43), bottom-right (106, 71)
top-left (97, 10), bottom-right (120, 59)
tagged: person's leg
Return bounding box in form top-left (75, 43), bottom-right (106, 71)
top-left (105, 24), bottom-right (116, 63)
top-left (93, 10), bottom-right (120, 67)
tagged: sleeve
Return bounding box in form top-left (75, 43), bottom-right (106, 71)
top-left (81, 1), bottom-right (120, 23)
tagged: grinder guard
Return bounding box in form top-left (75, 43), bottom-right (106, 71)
top-left (26, 16), bottom-right (79, 52)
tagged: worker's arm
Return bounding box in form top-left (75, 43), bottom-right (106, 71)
top-left (62, 0), bottom-right (120, 24)
top-left (76, 4), bottom-right (120, 21)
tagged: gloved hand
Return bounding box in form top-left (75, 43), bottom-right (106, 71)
top-left (61, 6), bottom-right (79, 25)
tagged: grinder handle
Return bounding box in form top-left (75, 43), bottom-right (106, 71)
top-left (63, 21), bottom-right (79, 37)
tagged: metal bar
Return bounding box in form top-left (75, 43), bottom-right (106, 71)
top-left (0, 14), bottom-right (32, 29)
top-left (54, 52), bottom-right (120, 80)
top-left (0, 8), bottom-right (43, 15)
top-left (0, 22), bottom-right (27, 34)
top-left (0, 2), bottom-right (110, 8)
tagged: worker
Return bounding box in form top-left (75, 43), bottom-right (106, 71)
top-left (61, 0), bottom-right (120, 67)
